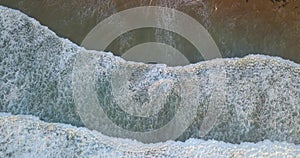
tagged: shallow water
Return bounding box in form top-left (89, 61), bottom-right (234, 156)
top-left (1, 0), bottom-right (299, 64)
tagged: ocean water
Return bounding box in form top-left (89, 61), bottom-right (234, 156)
top-left (1, 0), bottom-right (299, 64)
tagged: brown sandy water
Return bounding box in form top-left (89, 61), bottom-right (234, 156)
top-left (1, 0), bottom-right (299, 63)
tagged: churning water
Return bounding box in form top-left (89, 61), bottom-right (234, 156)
top-left (0, 0), bottom-right (300, 147)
